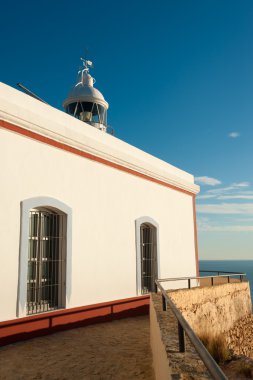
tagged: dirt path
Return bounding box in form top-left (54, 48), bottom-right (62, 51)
top-left (0, 316), bottom-right (154, 380)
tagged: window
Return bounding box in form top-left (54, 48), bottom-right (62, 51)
top-left (27, 208), bottom-right (66, 315)
top-left (140, 223), bottom-right (158, 294)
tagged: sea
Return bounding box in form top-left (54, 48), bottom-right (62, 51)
top-left (199, 260), bottom-right (253, 298)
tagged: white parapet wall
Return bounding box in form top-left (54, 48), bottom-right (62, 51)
top-left (150, 297), bottom-right (171, 380)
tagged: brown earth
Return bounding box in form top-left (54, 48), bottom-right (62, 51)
top-left (0, 316), bottom-right (154, 380)
top-left (221, 356), bottom-right (253, 380)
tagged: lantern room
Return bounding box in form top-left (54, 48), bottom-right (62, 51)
top-left (63, 59), bottom-right (109, 132)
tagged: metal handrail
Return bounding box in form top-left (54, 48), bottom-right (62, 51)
top-left (158, 273), bottom-right (246, 283)
top-left (155, 279), bottom-right (229, 380)
top-left (158, 273), bottom-right (246, 288)
top-left (200, 270), bottom-right (245, 275)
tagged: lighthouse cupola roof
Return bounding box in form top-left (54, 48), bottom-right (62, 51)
top-left (63, 58), bottom-right (109, 132)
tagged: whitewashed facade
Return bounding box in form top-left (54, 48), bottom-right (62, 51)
top-left (0, 81), bottom-right (199, 324)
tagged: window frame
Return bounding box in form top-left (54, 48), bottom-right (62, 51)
top-left (27, 208), bottom-right (66, 315)
top-left (135, 216), bottom-right (160, 296)
top-left (17, 197), bottom-right (72, 318)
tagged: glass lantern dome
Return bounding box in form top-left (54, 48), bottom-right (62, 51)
top-left (63, 59), bottom-right (109, 132)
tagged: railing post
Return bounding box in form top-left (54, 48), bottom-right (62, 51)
top-left (188, 279), bottom-right (191, 289)
top-left (211, 277), bottom-right (214, 286)
top-left (162, 294), bottom-right (167, 311)
top-left (155, 282), bottom-right (158, 293)
top-left (240, 275), bottom-right (243, 282)
top-left (178, 322), bottom-right (185, 352)
top-left (228, 276), bottom-right (230, 283)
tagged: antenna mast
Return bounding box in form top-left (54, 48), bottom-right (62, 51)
top-left (17, 83), bottom-right (48, 104)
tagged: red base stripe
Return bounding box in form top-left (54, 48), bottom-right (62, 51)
top-left (0, 295), bottom-right (150, 346)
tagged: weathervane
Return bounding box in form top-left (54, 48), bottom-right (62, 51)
top-left (77, 53), bottom-right (95, 86)
top-left (80, 57), bottom-right (93, 73)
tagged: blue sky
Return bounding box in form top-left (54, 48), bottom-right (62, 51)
top-left (2, 0), bottom-right (253, 260)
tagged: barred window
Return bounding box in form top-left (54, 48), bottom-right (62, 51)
top-left (27, 208), bottom-right (66, 315)
top-left (140, 223), bottom-right (158, 294)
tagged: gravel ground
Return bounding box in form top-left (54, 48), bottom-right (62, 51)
top-left (0, 316), bottom-right (154, 380)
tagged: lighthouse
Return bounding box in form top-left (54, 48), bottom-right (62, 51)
top-left (0, 66), bottom-right (200, 344)
top-left (63, 59), bottom-right (109, 132)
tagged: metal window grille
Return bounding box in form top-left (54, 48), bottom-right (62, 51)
top-left (27, 209), bottom-right (66, 315)
top-left (140, 223), bottom-right (157, 294)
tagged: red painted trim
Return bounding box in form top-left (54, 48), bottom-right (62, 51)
top-left (0, 295), bottom-right (150, 346)
top-left (193, 195), bottom-right (199, 276)
top-left (0, 120), bottom-right (194, 197)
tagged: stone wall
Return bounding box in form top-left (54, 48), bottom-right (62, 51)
top-left (169, 282), bottom-right (252, 336)
top-left (150, 293), bottom-right (211, 380)
top-left (227, 314), bottom-right (253, 358)
top-left (169, 282), bottom-right (253, 358)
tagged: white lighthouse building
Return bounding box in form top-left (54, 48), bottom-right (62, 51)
top-left (0, 60), bottom-right (199, 344)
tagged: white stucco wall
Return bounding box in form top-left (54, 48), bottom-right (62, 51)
top-left (0, 83), bottom-right (199, 322)
top-left (0, 82), bottom-right (198, 194)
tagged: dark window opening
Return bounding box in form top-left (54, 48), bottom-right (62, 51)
top-left (140, 223), bottom-right (158, 294)
top-left (27, 209), bottom-right (66, 315)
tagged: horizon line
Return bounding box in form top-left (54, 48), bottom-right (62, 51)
top-left (199, 259), bottom-right (253, 261)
